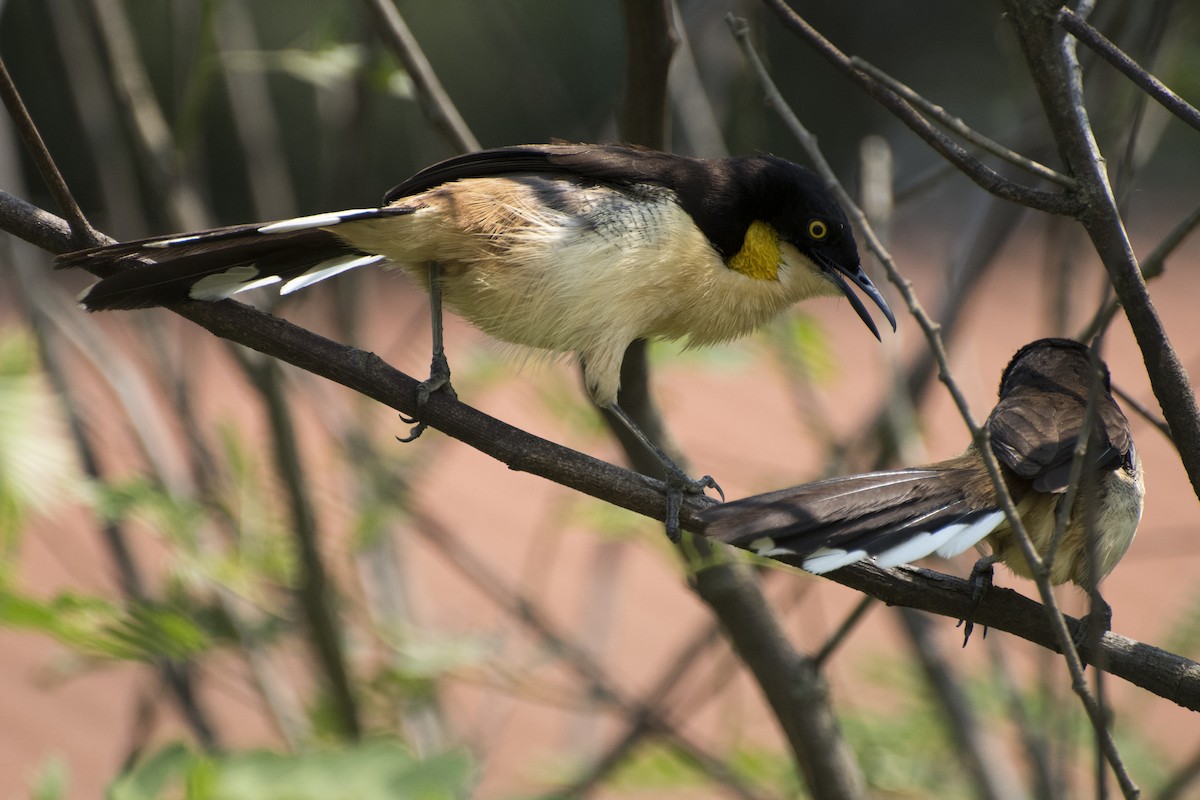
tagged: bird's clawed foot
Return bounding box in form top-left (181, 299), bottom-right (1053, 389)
top-left (663, 469), bottom-right (723, 543)
top-left (1072, 594), bottom-right (1112, 654)
top-left (398, 351), bottom-right (457, 443)
top-left (958, 557), bottom-right (996, 647)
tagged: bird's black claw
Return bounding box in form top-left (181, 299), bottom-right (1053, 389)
top-left (397, 353), bottom-right (457, 443)
top-left (958, 558), bottom-right (995, 647)
top-left (396, 417), bottom-right (429, 443)
top-left (688, 474), bottom-right (722, 499)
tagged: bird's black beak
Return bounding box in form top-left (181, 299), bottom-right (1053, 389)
top-left (820, 257), bottom-right (896, 340)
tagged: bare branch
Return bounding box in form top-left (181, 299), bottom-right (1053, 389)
top-left (359, 0), bottom-right (480, 153)
top-left (9, 186), bottom-right (1200, 714)
top-left (0, 60), bottom-right (101, 246)
top-left (756, 0), bottom-right (1083, 216)
top-left (1079, 201), bottom-right (1200, 343)
top-left (1059, 7), bottom-right (1200, 135)
top-left (850, 56), bottom-right (1076, 189)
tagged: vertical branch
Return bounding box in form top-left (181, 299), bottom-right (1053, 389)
top-left (618, 4), bottom-right (871, 797)
top-left (1004, 0), bottom-right (1200, 506)
top-left (240, 353), bottom-right (362, 741)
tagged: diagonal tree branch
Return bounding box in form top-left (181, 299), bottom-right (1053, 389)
top-left (1058, 6), bottom-right (1200, 134)
top-left (359, 0), bottom-right (480, 153)
top-left (849, 56), bottom-right (1076, 189)
top-left (759, 0), bottom-right (1083, 216)
top-left (3, 195), bottom-right (1199, 713)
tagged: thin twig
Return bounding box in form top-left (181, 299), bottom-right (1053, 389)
top-left (1059, 7), bottom-right (1200, 135)
top-left (812, 596), bottom-right (876, 670)
top-left (1078, 202), bottom-right (1200, 343)
top-left (850, 57), bottom-right (1076, 189)
top-left (755, 1), bottom-right (1082, 216)
top-left (359, 0), bottom-right (480, 153)
top-left (0, 59), bottom-right (101, 246)
top-left (1112, 384), bottom-right (1172, 441)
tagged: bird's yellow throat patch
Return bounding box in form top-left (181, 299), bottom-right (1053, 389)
top-left (728, 220), bottom-right (780, 281)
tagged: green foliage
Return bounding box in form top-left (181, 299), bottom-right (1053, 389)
top-left (603, 742), bottom-right (705, 792)
top-left (1164, 588), bottom-right (1200, 659)
top-left (767, 313), bottom-right (838, 385)
top-left (107, 740), bottom-right (473, 800)
top-left (0, 589), bottom-right (208, 663)
top-left (0, 329), bottom-right (81, 559)
top-left (840, 698), bottom-right (974, 798)
top-left (28, 757), bottom-right (68, 800)
top-left (727, 748), bottom-right (804, 797)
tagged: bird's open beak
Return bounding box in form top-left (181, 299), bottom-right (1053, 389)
top-left (819, 256), bottom-right (897, 340)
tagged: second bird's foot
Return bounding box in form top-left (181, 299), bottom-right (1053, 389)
top-left (1071, 596), bottom-right (1112, 655)
top-left (958, 559), bottom-right (995, 647)
top-left (398, 354), bottom-right (457, 443)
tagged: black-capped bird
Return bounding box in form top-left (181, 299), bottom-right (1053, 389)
top-left (58, 143), bottom-right (895, 536)
top-left (703, 338), bottom-right (1143, 606)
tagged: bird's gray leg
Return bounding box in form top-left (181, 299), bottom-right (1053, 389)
top-left (399, 261), bottom-right (457, 442)
top-left (605, 402), bottom-right (723, 542)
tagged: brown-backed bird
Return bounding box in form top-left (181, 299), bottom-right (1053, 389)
top-left (703, 338), bottom-right (1143, 593)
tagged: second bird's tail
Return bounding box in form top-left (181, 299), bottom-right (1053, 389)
top-left (703, 460), bottom-right (1005, 573)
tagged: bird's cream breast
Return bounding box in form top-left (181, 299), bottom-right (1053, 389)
top-left (334, 177), bottom-right (832, 404)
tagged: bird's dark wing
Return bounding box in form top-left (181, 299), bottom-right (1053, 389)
top-left (987, 386), bottom-right (1126, 494)
top-left (383, 144), bottom-right (701, 203)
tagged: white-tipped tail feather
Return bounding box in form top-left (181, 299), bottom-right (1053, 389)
top-left (280, 254), bottom-right (386, 295)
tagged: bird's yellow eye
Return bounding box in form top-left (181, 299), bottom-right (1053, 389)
top-left (808, 219), bottom-right (829, 240)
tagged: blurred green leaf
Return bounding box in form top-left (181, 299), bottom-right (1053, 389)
top-left (109, 743), bottom-right (192, 800)
top-left (109, 740), bottom-right (473, 800)
top-left (1165, 589), bottom-right (1200, 659)
top-left (0, 329), bottom-right (82, 551)
top-left (28, 756), bottom-right (69, 800)
top-left (222, 44), bottom-right (417, 99)
top-left (0, 590), bottom-right (209, 662)
top-left (605, 742), bottom-right (704, 791)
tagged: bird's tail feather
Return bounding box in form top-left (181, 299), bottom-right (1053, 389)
top-left (57, 207), bottom-right (413, 310)
top-left (703, 463), bottom-right (1004, 574)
